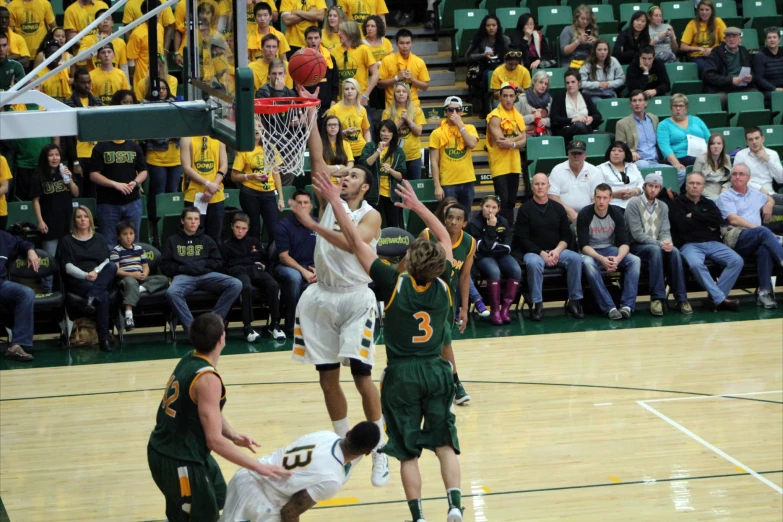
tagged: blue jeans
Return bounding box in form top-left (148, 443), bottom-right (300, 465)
top-left (631, 243), bottom-right (688, 302)
top-left (147, 165), bottom-right (182, 220)
top-left (97, 199), bottom-right (143, 249)
top-left (734, 227), bottom-right (783, 292)
top-left (67, 263), bottom-right (118, 342)
top-left (166, 272), bottom-right (243, 329)
top-left (0, 280), bottom-right (35, 347)
top-left (273, 265), bottom-right (309, 332)
top-left (582, 247), bottom-right (641, 312)
top-left (680, 241), bottom-right (744, 304)
top-left (476, 254), bottom-right (522, 281)
top-left (443, 182), bottom-right (475, 211)
top-left (635, 159), bottom-right (668, 170)
top-left (523, 249), bottom-right (584, 304)
top-left (41, 239), bottom-right (59, 294)
top-left (406, 158), bottom-right (422, 181)
top-left (453, 275), bottom-right (482, 308)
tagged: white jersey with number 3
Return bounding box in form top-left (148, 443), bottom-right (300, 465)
top-left (315, 200), bottom-right (378, 288)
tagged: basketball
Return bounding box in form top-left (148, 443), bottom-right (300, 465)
top-left (288, 48), bottom-right (328, 87)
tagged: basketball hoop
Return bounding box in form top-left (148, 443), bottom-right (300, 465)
top-left (254, 97), bottom-right (321, 178)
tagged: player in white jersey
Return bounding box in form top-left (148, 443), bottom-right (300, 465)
top-left (220, 422), bottom-right (381, 522)
top-left (289, 85), bottom-right (389, 488)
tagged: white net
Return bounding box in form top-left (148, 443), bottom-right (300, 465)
top-left (254, 98), bottom-right (321, 178)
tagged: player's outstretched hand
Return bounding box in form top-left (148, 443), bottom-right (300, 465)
top-left (312, 171), bottom-right (340, 204)
top-left (393, 180), bottom-right (422, 210)
top-left (296, 84), bottom-right (319, 100)
top-left (233, 433), bottom-right (261, 453)
top-left (255, 463), bottom-right (292, 480)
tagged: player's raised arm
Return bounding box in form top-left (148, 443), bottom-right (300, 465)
top-left (394, 181), bottom-right (454, 263)
top-left (311, 171), bottom-right (378, 274)
top-left (299, 84), bottom-right (329, 214)
top-left (280, 489), bottom-right (318, 522)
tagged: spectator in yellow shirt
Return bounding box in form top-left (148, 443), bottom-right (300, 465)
top-left (122, 0), bottom-right (176, 53)
top-left (679, 0), bottom-right (726, 75)
top-left (34, 27), bottom-right (73, 70)
top-left (338, 0), bottom-right (388, 27)
top-left (181, 135), bottom-right (228, 243)
top-left (7, 0), bottom-right (55, 57)
top-left (135, 53), bottom-right (179, 101)
top-left (0, 153), bottom-right (11, 231)
top-left (377, 28), bottom-right (430, 108)
top-left (63, 0), bottom-right (108, 41)
top-left (79, 9), bottom-right (128, 79)
top-left (331, 20), bottom-right (378, 104)
top-left (89, 43), bottom-right (129, 105)
top-left (321, 115), bottom-right (355, 180)
top-left (490, 50), bottom-right (531, 99)
top-left (247, 0), bottom-right (278, 38)
top-left (326, 78), bottom-right (372, 157)
top-left (127, 0), bottom-right (165, 87)
top-left (249, 33), bottom-right (293, 91)
top-left (280, 0), bottom-right (326, 55)
top-left (429, 96), bottom-right (479, 209)
top-left (37, 40), bottom-right (71, 102)
top-left (321, 5), bottom-right (346, 52)
top-left (382, 81), bottom-right (426, 180)
top-left (247, 2), bottom-right (289, 62)
top-left (0, 7), bottom-right (30, 68)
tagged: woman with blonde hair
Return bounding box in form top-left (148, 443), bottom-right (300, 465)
top-left (647, 6), bottom-right (678, 63)
top-left (680, 0), bottom-right (726, 74)
top-left (332, 20), bottom-right (378, 105)
top-left (321, 5), bottom-right (346, 51)
top-left (382, 81), bottom-right (426, 180)
top-left (327, 78), bottom-right (373, 157)
top-left (560, 4), bottom-right (598, 68)
top-left (692, 133), bottom-right (731, 198)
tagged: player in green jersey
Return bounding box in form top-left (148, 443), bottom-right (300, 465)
top-left (292, 171), bottom-right (464, 522)
top-left (147, 313), bottom-right (290, 522)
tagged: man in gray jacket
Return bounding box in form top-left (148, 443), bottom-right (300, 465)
top-left (625, 173), bottom-right (692, 316)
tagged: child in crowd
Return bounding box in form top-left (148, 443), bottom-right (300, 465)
top-left (221, 213), bottom-right (286, 342)
top-left (111, 220), bottom-right (169, 330)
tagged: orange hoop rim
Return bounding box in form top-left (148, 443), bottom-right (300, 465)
top-left (254, 97), bottom-right (321, 114)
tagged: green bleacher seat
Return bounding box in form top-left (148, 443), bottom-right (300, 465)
top-left (604, 33), bottom-right (619, 54)
top-left (486, 0), bottom-right (525, 15)
top-left (497, 7), bottom-right (530, 37)
top-left (574, 133), bottom-right (613, 164)
top-left (687, 94), bottom-right (727, 127)
top-left (728, 91), bottom-right (771, 127)
top-left (666, 62), bottom-right (701, 95)
top-left (742, 0), bottom-right (780, 32)
top-left (72, 198), bottom-right (96, 218)
top-left (405, 179), bottom-right (439, 236)
top-left (5, 201), bottom-right (36, 231)
top-left (304, 185), bottom-right (320, 213)
top-left (647, 95), bottom-right (672, 119)
top-left (712, 1), bottom-right (742, 28)
top-left (709, 127), bottom-right (746, 154)
top-left (526, 136), bottom-right (566, 178)
top-left (740, 28), bottom-right (760, 50)
top-left (156, 192), bottom-right (185, 244)
top-left (759, 125), bottom-right (783, 156)
top-left (453, 9), bottom-right (489, 57)
top-left (139, 195), bottom-right (151, 244)
top-left (620, 3), bottom-right (653, 28)
top-left (596, 97), bottom-right (631, 134)
top-left (589, 4), bottom-right (617, 27)
top-left (660, 1), bottom-right (694, 36)
top-left (771, 91), bottom-right (783, 125)
top-left (538, 5), bottom-right (572, 43)
top-left (52, 0), bottom-right (64, 25)
top-left (641, 166), bottom-right (679, 191)
top-left (439, 0), bottom-right (482, 29)
top-left (541, 67), bottom-right (566, 97)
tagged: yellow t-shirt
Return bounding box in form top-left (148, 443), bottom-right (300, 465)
top-left (75, 97), bottom-right (97, 159)
top-left (147, 141), bottom-right (181, 167)
top-left (378, 52), bottom-right (430, 108)
top-left (90, 67), bottom-right (130, 105)
top-left (122, 0), bottom-right (176, 26)
top-left (429, 121), bottom-right (478, 186)
top-left (377, 149), bottom-right (400, 197)
top-left (249, 60), bottom-right (293, 90)
top-left (681, 18), bottom-right (726, 57)
top-left (8, 0), bottom-right (55, 54)
top-left (326, 103), bottom-right (371, 157)
top-left (321, 29), bottom-right (341, 51)
top-left (328, 140), bottom-right (353, 184)
top-left (63, 0), bottom-right (109, 34)
top-left (37, 68), bottom-right (71, 102)
top-left (490, 64), bottom-right (532, 91)
top-left (248, 26), bottom-right (290, 61)
top-left (338, 0), bottom-right (388, 25)
top-left (0, 154), bottom-right (12, 217)
top-left (382, 106), bottom-right (426, 161)
top-left (486, 106), bottom-right (525, 177)
top-left (185, 136), bottom-right (225, 203)
top-left (127, 23), bottom-right (165, 86)
top-left (232, 145), bottom-right (281, 193)
top-left (79, 32), bottom-right (128, 70)
top-left (364, 37), bottom-right (393, 64)
top-left (332, 43), bottom-right (375, 95)
top-left (135, 74), bottom-right (179, 102)
top-left (7, 28), bottom-right (30, 58)
top-left (280, 0), bottom-right (327, 48)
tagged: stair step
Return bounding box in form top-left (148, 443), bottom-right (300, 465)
top-left (392, 40), bottom-right (439, 56)
top-left (429, 70), bottom-right (456, 86)
top-left (386, 25), bottom-right (436, 39)
top-left (419, 81), bottom-right (470, 100)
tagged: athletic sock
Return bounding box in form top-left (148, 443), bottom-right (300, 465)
top-left (373, 417), bottom-right (385, 448)
top-left (332, 417), bottom-right (350, 438)
top-left (408, 499), bottom-right (423, 521)
top-left (453, 372), bottom-right (460, 384)
top-left (125, 310), bottom-right (133, 319)
top-left (447, 488), bottom-right (462, 511)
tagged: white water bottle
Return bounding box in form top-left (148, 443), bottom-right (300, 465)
top-left (59, 164), bottom-right (71, 184)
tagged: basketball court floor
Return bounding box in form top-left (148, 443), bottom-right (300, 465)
top-left (1, 307), bottom-right (781, 521)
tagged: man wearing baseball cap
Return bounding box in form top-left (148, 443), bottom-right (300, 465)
top-left (429, 96), bottom-right (479, 209)
top-left (624, 173), bottom-right (692, 316)
top-left (548, 139), bottom-right (602, 223)
top-left (703, 26), bottom-right (756, 110)
top-left (89, 42), bottom-right (130, 105)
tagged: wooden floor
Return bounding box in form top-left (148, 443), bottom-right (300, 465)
top-left (1, 320), bottom-right (782, 521)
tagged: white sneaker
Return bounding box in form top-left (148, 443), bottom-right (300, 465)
top-left (267, 326), bottom-right (286, 341)
top-left (371, 450), bottom-right (390, 487)
top-left (245, 329), bottom-right (260, 342)
top-left (447, 507), bottom-right (463, 522)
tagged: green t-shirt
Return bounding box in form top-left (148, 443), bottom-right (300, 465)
top-left (0, 58), bottom-right (25, 92)
top-left (8, 104), bottom-right (52, 169)
top-left (148, 350), bottom-right (226, 464)
top-left (370, 259), bottom-right (453, 362)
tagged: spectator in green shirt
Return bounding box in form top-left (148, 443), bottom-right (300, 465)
top-left (0, 32), bottom-right (25, 92)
